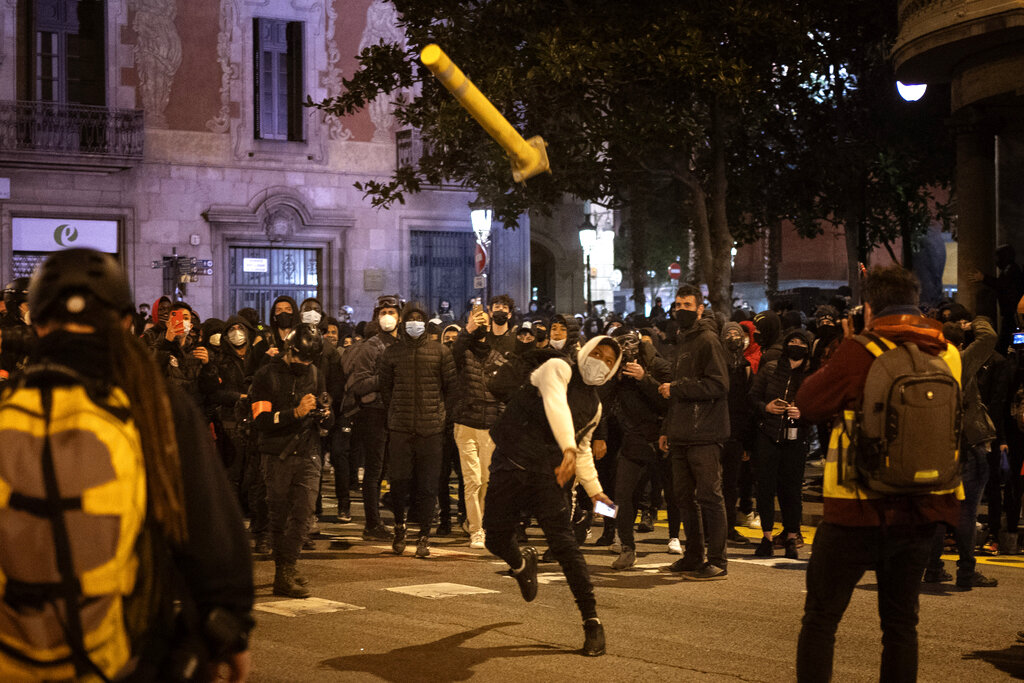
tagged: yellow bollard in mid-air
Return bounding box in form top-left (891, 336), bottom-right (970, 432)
top-left (420, 43), bottom-right (550, 183)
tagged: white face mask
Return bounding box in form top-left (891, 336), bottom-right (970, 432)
top-left (301, 310), bottom-right (322, 325)
top-left (580, 355), bottom-right (610, 386)
top-left (208, 333), bottom-right (222, 347)
top-left (550, 338), bottom-right (566, 350)
top-left (405, 321), bottom-right (426, 338)
top-left (182, 320), bottom-right (193, 335)
top-left (379, 314), bottom-right (398, 332)
top-left (227, 328), bottom-right (247, 347)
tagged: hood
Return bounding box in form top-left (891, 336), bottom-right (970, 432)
top-left (782, 328), bottom-right (813, 347)
top-left (151, 295), bottom-right (172, 323)
top-left (576, 334), bottom-right (622, 385)
top-left (721, 321), bottom-right (743, 341)
top-left (399, 303), bottom-right (429, 342)
top-left (201, 317), bottom-right (225, 339)
top-left (271, 295), bottom-right (299, 328)
top-left (870, 313), bottom-right (949, 355)
top-left (442, 323), bottom-right (462, 338)
top-left (753, 311), bottom-right (781, 348)
top-left (551, 313), bottom-right (581, 339)
top-left (225, 313), bottom-right (256, 334)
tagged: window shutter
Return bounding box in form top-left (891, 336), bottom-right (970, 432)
top-left (286, 21), bottom-right (304, 142)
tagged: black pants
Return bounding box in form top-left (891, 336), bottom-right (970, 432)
top-left (353, 407), bottom-right (389, 529)
top-left (797, 522), bottom-right (936, 683)
top-left (332, 419), bottom-right (354, 515)
top-left (721, 438), bottom-right (744, 531)
top-left (615, 450), bottom-right (655, 549)
top-left (264, 449), bottom-right (322, 563)
top-left (484, 464), bottom-right (597, 621)
top-left (242, 437), bottom-right (269, 536)
top-left (438, 424), bottom-right (465, 526)
top-left (389, 431), bottom-right (444, 536)
top-left (755, 433), bottom-right (805, 536)
top-left (985, 445), bottom-right (1023, 537)
top-left (670, 442), bottom-right (727, 568)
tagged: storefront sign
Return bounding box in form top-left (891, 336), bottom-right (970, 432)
top-left (12, 217), bottom-right (118, 253)
top-left (243, 257), bottom-right (269, 273)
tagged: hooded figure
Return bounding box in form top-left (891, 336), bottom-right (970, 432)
top-left (753, 311), bottom-right (783, 369)
top-left (549, 314), bottom-right (582, 358)
top-left (485, 334), bottom-right (621, 656)
top-left (739, 319), bottom-right (761, 373)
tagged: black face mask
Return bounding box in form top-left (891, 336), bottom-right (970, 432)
top-left (492, 311), bottom-right (510, 326)
top-left (725, 337), bottom-right (744, 353)
top-left (786, 345), bottom-right (809, 361)
top-left (471, 326), bottom-right (487, 339)
top-left (753, 332), bottom-right (764, 346)
top-left (275, 312), bottom-right (295, 329)
top-left (674, 309), bottom-right (698, 329)
top-left (515, 340), bottom-right (534, 354)
top-left (533, 328), bottom-right (547, 343)
top-left (817, 324), bottom-right (838, 340)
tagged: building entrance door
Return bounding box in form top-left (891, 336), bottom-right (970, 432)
top-left (410, 230), bottom-right (475, 319)
top-left (227, 245), bottom-right (321, 321)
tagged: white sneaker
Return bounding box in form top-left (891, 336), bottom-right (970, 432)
top-left (470, 530), bottom-right (486, 549)
top-left (667, 537), bottom-right (683, 555)
top-left (610, 541), bottom-right (622, 554)
top-left (747, 513), bottom-right (761, 530)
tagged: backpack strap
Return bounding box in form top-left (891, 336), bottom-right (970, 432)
top-left (853, 332), bottom-right (897, 358)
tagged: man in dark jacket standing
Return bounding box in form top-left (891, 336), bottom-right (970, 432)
top-left (379, 304), bottom-right (457, 558)
top-left (347, 295), bottom-right (402, 540)
top-left (657, 285), bottom-right (730, 580)
top-left (250, 325), bottom-right (333, 598)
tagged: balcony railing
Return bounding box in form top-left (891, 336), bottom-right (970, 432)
top-left (0, 100), bottom-right (144, 171)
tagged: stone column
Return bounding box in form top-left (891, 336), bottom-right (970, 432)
top-left (955, 107), bottom-right (997, 319)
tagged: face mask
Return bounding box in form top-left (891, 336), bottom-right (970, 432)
top-left (550, 338), bottom-right (566, 350)
top-left (580, 355), bottom-right (610, 386)
top-left (725, 337), bottom-right (744, 353)
top-left (443, 340), bottom-right (455, 348)
top-left (227, 328), bottom-right (247, 347)
top-left (492, 311), bottom-right (510, 326)
top-left (405, 321), bottom-right (426, 338)
top-left (753, 332), bottom-right (764, 346)
top-left (274, 312), bottom-right (295, 329)
top-left (181, 320), bottom-right (193, 335)
top-left (674, 309), bottom-right (698, 329)
top-left (743, 337), bottom-right (750, 350)
top-left (471, 325), bottom-right (487, 339)
top-left (379, 314), bottom-right (397, 332)
top-left (786, 345), bottom-right (809, 361)
top-left (515, 340), bottom-right (534, 354)
top-left (208, 333), bottom-right (222, 347)
top-left (301, 310), bottom-right (322, 325)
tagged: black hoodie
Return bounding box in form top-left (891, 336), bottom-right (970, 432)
top-left (749, 328), bottom-right (814, 443)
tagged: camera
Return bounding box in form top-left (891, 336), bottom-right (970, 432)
top-left (308, 391), bottom-right (332, 421)
top-left (849, 305), bottom-right (865, 335)
top-left (615, 331), bottom-right (641, 365)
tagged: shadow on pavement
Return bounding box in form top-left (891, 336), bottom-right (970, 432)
top-left (318, 621), bottom-right (565, 681)
top-left (962, 643), bottom-right (1024, 679)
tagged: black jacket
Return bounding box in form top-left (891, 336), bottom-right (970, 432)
top-left (725, 355), bottom-right (755, 449)
top-left (153, 336), bottom-right (219, 409)
top-left (452, 327), bottom-right (504, 429)
top-left (749, 330), bottom-right (813, 443)
top-left (347, 331), bottom-right (399, 409)
top-left (662, 317), bottom-right (730, 445)
top-left (379, 311), bottom-right (458, 436)
top-left (208, 345), bottom-right (251, 427)
top-left (250, 356), bottom-right (331, 456)
top-left (605, 340), bottom-right (671, 445)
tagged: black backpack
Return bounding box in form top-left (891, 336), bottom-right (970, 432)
top-left (485, 347), bottom-right (564, 403)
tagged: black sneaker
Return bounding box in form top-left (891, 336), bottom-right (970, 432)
top-left (727, 530), bottom-right (750, 547)
top-left (681, 563), bottom-right (727, 581)
top-left (436, 523), bottom-right (452, 537)
top-left (337, 510), bottom-right (352, 524)
top-left (955, 571), bottom-right (998, 591)
top-left (582, 618), bottom-right (606, 657)
top-left (513, 546), bottom-right (540, 602)
top-left (664, 556), bottom-right (704, 573)
top-left (784, 538), bottom-right (799, 560)
top-left (392, 525), bottom-right (407, 555)
top-left (922, 568), bottom-right (952, 583)
top-left (592, 530), bottom-right (616, 546)
top-left (637, 510), bottom-right (655, 533)
top-left (753, 538), bottom-right (774, 558)
top-left (363, 524), bottom-right (394, 541)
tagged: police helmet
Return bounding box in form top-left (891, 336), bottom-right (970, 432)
top-left (3, 277), bottom-right (30, 308)
top-left (285, 324), bottom-right (323, 362)
top-left (28, 249), bottom-right (134, 324)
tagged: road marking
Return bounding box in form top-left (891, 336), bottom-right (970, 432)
top-left (366, 545), bottom-right (478, 558)
top-left (255, 597), bottom-right (365, 617)
top-left (387, 582), bottom-right (500, 599)
top-left (730, 556), bottom-right (807, 568)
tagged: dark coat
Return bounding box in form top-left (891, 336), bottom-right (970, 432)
top-left (605, 340), bottom-right (671, 445)
top-left (749, 329), bottom-right (813, 443)
top-left (451, 327), bottom-right (504, 429)
top-left (662, 318), bottom-right (730, 445)
top-left (250, 356), bottom-right (330, 456)
top-left (347, 331), bottom-right (399, 409)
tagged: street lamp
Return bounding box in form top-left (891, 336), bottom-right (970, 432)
top-left (578, 208), bottom-right (597, 315)
top-left (470, 205), bottom-right (492, 304)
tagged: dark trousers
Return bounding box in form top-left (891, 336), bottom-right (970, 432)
top-left (797, 522), bottom-right (936, 683)
top-left (353, 407), bottom-right (389, 529)
top-left (721, 438), bottom-right (744, 531)
top-left (438, 424), bottom-right (465, 526)
top-left (926, 444), bottom-right (989, 579)
top-left (389, 431), bottom-right (444, 536)
top-left (738, 456), bottom-right (755, 516)
top-left (670, 442), bottom-right (727, 568)
top-left (985, 445), bottom-right (1023, 536)
top-left (615, 447), bottom-right (657, 549)
top-left (755, 433), bottom-right (806, 536)
top-left (264, 449), bottom-right (322, 563)
top-left (484, 464), bottom-right (597, 621)
top-left (331, 420), bottom-right (354, 515)
top-left (242, 439), bottom-right (269, 536)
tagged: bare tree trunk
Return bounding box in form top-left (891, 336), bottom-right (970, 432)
top-left (629, 191), bottom-right (648, 314)
top-left (707, 101), bottom-right (733, 316)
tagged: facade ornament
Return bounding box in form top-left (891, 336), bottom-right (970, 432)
top-left (207, 0), bottom-right (239, 133)
top-left (359, 0), bottom-right (405, 143)
top-left (129, 0), bottom-right (182, 129)
top-left (320, 0), bottom-right (352, 140)
top-left (263, 207), bottom-right (298, 242)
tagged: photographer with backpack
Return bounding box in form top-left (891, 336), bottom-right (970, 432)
top-left (794, 266), bottom-right (963, 683)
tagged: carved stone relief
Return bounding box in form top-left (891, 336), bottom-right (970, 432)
top-left (263, 206), bottom-right (300, 242)
top-left (129, 0), bottom-right (182, 129)
top-left (320, 0), bottom-right (352, 140)
top-left (207, 0), bottom-right (239, 133)
top-left (359, 0), bottom-right (405, 143)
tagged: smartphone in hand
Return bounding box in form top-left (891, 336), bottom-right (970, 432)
top-left (594, 500), bottom-right (618, 518)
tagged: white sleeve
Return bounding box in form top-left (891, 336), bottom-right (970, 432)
top-left (574, 403), bottom-right (603, 497)
top-left (530, 359), bottom-right (576, 453)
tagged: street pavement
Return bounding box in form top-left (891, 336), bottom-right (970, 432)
top-left (248, 482), bottom-right (1024, 682)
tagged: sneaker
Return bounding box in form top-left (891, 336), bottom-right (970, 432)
top-left (784, 538), bottom-right (799, 560)
top-left (610, 541), bottom-right (622, 554)
top-left (955, 572), bottom-right (998, 591)
top-left (746, 513), bottom-right (761, 530)
top-left (309, 516), bottom-right (321, 537)
top-left (612, 547), bottom-right (636, 570)
top-left (337, 509), bottom-right (352, 524)
top-left (753, 538), bottom-right (773, 558)
top-left (392, 525), bottom-right (407, 555)
top-left (363, 524), bottom-right (394, 541)
top-left (512, 546), bottom-right (539, 602)
top-left (637, 510), bottom-right (655, 533)
top-left (470, 530), bottom-right (486, 549)
top-left (593, 530), bottom-right (616, 546)
top-left (582, 618), bottom-right (606, 657)
top-left (681, 563), bottom-right (727, 581)
top-left (541, 547), bottom-right (556, 563)
top-left (922, 568), bottom-right (953, 583)
top-left (665, 556), bottom-right (704, 573)
top-left (667, 538), bottom-right (683, 555)
top-left (415, 535), bottom-right (430, 559)
top-left (436, 522), bottom-right (452, 537)
top-left (727, 530), bottom-right (750, 547)
top-left (980, 538), bottom-right (999, 555)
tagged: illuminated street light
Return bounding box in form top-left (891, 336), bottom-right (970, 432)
top-left (471, 207), bottom-right (492, 244)
top-left (578, 208), bottom-right (597, 314)
top-left (897, 81), bottom-right (927, 102)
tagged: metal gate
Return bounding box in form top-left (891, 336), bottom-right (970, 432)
top-left (409, 230), bottom-right (475, 320)
top-left (227, 246), bottom-right (321, 322)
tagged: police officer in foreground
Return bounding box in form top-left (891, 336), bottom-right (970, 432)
top-left (0, 249), bottom-right (252, 681)
top-left (250, 324), bottom-right (334, 598)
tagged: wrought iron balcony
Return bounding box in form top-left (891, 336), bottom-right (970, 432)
top-left (0, 100), bottom-right (144, 172)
